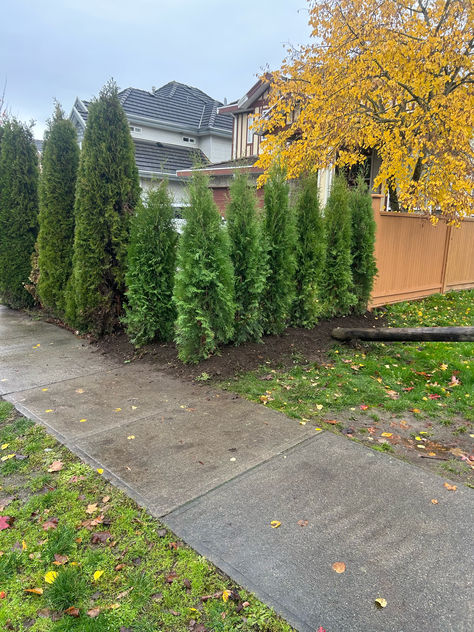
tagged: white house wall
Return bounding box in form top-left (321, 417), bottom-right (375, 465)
top-left (140, 177), bottom-right (189, 207)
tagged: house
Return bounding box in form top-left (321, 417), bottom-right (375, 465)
top-left (177, 76), bottom-right (382, 213)
top-left (69, 81), bottom-right (233, 208)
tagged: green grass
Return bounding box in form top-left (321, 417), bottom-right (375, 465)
top-left (225, 290), bottom-right (473, 426)
top-left (0, 403), bottom-right (293, 631)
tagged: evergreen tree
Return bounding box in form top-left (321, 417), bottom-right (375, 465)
top-left (292, 173), bottom-right (325, 327)
top-left (174, 171), bottom-right (235, 363)
top-left (349, 175), bottom-right (378, 313)
top-left (261, 163), bottom-right (296, 334)
top-left (226, 173), bottom-right (267, 343)
top-left (66, 80), bottom-right (140, 335)
top-left (0, 119), bottom-right (39, 308)
top-left (320, 175), bottom-right (356, 316)
top-left (122, 183), bottom-right (177, 347)
top-left (37, 104), bottom-right (79, 315)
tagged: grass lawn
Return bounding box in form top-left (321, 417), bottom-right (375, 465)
top-left (0, 403), bottom-right (292, 632)
top-left (224, 290), bottom-right (474, 485)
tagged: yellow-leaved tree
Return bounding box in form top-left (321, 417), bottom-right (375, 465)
top-left (256, 0), bottom-right (473, 222)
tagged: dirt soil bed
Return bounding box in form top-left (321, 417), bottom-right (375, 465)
top-left (92, 312), bottom-right (383, 381)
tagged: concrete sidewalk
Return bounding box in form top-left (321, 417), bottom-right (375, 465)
top-left (1, 305), bottom-right (473, 632)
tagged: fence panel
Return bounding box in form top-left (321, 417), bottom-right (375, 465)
top-left (369, 199), bottom-right (474, 308)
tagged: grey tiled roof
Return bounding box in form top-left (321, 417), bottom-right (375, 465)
top-left (77, 82), bottom-right (232, 133)
top-left (119, 82), bottom-right (232, 132)
top-left (134, 140), bottom-right (207, 175)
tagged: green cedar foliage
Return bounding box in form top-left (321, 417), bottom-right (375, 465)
top-left (37, 104), bottom-right (79, 315)
top-left (261, 163), bottom-right (296, 334)
top-left (66, 80), bottom-right (140, 335)
top-left (349, 175), bottom-right (378, 314)
top-left (174, 171), bottom-right (235, 363)
top-left (122, 183), bottom-right (177, 347)
top-left (226, 173), bottom-right (267, 343)
top-left (320, 175), bottom-right (356, 316)
top-left (292, 173), bottom-right (325, 327)
top-left (0, 119), bottom-right (39, 308)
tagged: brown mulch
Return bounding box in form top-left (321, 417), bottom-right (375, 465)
top-left (92, 311), bottom-right (384, 381)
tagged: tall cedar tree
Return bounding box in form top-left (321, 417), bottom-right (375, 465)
top-left (123, 183), bottom-right (177, 347)
top-left (349, 176), bottom-right (377, 314)
top-left (320, 176), bottom-right (356, 316)
top-left (174, 171), bottom-right (235, 363)
top-left (261, 163), bottom-right (296, 334)
top-left (37, 104), bottom-right (79, 315)
top-left (66, 81), bottom-right (139, 335)
top-left (0, 119), bottom-right (39, 308)
top-left (292, 173), bottom-right (325, 327)
top-left (226, 173), bottom-right (267, 343)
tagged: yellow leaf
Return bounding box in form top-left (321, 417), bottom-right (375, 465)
top-left (79, 418), bottom-right (87, 423)
top-left (270, 520), bottom-right (281, 529)
top-left (1, 454), bottom-right (15, 461)
top-left (332, 561), bottom-right (346, 573)
top-left (108, 603), bottom-right (120, 610)
top-left (45, 409), bottom-right (53, 413)
top-left (443, 482), bottom-right (457, 491)
top-left (381, 432), bottom-right (392, 438)
top-left (415, 436), bottom-right (422, 441)
top-left (24, 587), bottom-right (43, 595)
top-left (1, 443), bottom-right (9, 450)
top-left (222, 589), bottom-right (232, 602)
top-left (431, 499), bottom-right (439, 504)
top-left (93, 570), bottom-right (104, 581)
top-left (375, 597), bottom-right (387, 608)
top-left (45, 571), bottom-right (58, 584)
top-left (113, 408), bottom-right (122, 412)
top-left (22, 540), bottom-right (27, 551)
top-left (412, 408), bottom-right (421, 414)
top-left (41, 388), bottom-right (48, 392)
top-left (315, 427), bottom-right (322, 431)
top-left (428, 452), bottom-right (436, 456)
top-left (127, 435), bottom-right (135, 440)
top-left (316, 404), bottom-right (323, 410)
top-left (97, 469), bottom-right (104, 475)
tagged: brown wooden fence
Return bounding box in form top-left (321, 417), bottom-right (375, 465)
top-left (369, 195), bottom-right (474, 308)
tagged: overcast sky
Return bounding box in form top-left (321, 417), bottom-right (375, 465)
top-left (1, 0), bottom-right (310, 139)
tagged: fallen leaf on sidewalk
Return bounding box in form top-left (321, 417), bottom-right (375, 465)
top-left (431, 499), bottom-right (439, 504)
top-left (270, 520), bottom-right (281, 528)
top-left (443, 482), bottom-right (457, 491)
top-left (332, 562), bottom-right (346, 573)
top-left (297, 520), bottom-right (308, 527)
top-left (375, 598), bottom-right (387, 608)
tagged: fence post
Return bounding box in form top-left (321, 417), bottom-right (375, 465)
top-left (440, 222), bottom-right (452, 294)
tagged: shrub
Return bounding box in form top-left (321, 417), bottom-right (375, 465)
top-left (66, 80), bottom-right (140, 335)
top-left (226, 173), bottom-right (267, 343)
top-left (292, 173), bottom-right (325, 327)
top-left (174, 171), bottom-right (235, 363)
top-left (320, 175), bottom-right (356, 316)
top-left (349, 175), bottom-right (377, 313)
top-left (261, 163), bottom-right (296, 334)
top-left (0, 119), bottom-right (39, 308)
top-left (123, 183), bottom-right (177, 346)
top-left (37, 103), bottom-right (79, 315)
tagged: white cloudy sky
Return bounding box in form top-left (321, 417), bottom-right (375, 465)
top-left (1, 0), bottom-right (311, 139)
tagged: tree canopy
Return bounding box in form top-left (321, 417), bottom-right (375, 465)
top-left (256, 0), bottom-right (473, 221)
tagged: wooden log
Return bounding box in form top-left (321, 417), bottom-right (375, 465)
top-left (331, 326), bottom-right (474, 342)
